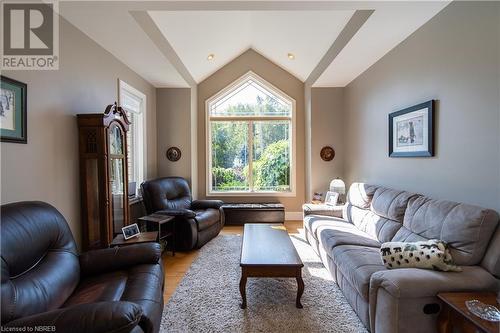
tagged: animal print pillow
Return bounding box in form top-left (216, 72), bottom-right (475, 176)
top-left (380, 239), bottom-right (461, 272)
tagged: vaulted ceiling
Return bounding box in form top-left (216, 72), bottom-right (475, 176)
top-left (60, 1), bottom-right (450, 88)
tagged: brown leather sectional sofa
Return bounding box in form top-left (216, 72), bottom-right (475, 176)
top-left (1, 201), bottom-right (164, 333)
top-left (303, 183), bottom-right (499, 333)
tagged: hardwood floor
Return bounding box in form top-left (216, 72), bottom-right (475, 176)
top-left (162, 221), bottom-right (303, 302)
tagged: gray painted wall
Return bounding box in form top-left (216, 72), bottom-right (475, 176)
top-left (157, 88), bottom-right (192, 181)
top-left (344, 2), bottom-right (500, 211)
top-left (0, 17), bottom-right (158, 248)
top-left (311, 88), bottom-right (345, 196)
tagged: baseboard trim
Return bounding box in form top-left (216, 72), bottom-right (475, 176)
top-left (285, 211), bottom-right (302, 221)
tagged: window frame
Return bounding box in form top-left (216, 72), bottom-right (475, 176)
top-left (205, 71), bottom-right (296, 197)
top-left (118, 79), bottom-right (147, 192)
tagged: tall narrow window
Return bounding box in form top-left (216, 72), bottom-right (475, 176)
top-left (207, 72), bottom-right (295, 195)
top-left (119, 80), bottom-right (146, 193)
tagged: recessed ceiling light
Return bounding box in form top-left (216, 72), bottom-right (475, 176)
top-left (287, 53), bottom-right (295, 60)
top-left (207, 54), bottom-right (215, 61)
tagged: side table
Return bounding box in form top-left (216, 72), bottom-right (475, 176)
top-left (437, 292), bottom-right (499, 333)
top-left (110, 231), bottom-right (158, 247)
top-left (139, 214), bottom-right (176, 255)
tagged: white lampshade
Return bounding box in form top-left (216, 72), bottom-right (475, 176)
top-left (329, 178), bottom-right (346, 195)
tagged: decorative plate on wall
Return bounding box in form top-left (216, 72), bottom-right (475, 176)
top-left (320, 146), bottom-right (335, 161)
top-left (166, 147), bottom-right (181, 161)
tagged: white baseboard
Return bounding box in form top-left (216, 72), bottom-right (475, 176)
top-left (285, 211), bottom-right (303, 221)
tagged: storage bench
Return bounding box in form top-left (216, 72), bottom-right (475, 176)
top-left (222, 203), bottom-right (285, 225)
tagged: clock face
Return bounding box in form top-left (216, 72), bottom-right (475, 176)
top-left (320, 146), bottom-right (335, 161)
top-left (166, 147), bottom-right (181, 161)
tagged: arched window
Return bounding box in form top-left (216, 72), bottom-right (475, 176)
top-left (206, 72), bottom-right (295, 195)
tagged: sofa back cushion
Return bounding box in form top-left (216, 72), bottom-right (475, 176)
top-left (344, 183), bottom-right (415, 243)
top-left (141, 177), bottom-right (192, 214)
top-left (392, 196), bottom-right (499, 266)
top-left (1, 201), bottom-right (80, 324)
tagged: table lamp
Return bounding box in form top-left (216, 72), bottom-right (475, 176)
top-left (329, 178), bottom-right (346, 204)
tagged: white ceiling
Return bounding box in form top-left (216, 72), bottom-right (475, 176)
top-left (60, 3), bottom-right (189, 88)
top-left (60, 1), bottom-right (450, 88)
top-left (314, 1), bottom-right (450, 86)
top-left (148, 10), bottom-right (355, 82)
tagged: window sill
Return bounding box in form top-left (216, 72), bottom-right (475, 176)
top-left (206, 191), bottom-right (296, 197)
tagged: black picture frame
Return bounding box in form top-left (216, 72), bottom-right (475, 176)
top-left (0, 76), bottom-right (27, 144)
top-left (389, 100), bottom-right (434, 157)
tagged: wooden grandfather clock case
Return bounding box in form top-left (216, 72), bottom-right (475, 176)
top-left (77, 103), bottom-right (131, 251)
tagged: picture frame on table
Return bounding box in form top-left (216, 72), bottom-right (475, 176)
top-left (1, 76), bottom-right (27, 144)
top-left (122, 223), bottom-right (140, 240)
top-left (389, 100), bottom-right (434, 157)
top-left (324, 191), bottom-right (339, 206)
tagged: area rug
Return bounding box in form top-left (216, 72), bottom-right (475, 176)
top-left (160, 232), bottom-right (368, 333)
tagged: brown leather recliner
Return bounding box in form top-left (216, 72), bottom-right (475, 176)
top-left (141, 177), bottom-right (224, 250)
top-left (1, 201), bottom-right (164, 333)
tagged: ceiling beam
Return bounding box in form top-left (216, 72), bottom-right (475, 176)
top-left (305, 9), bottom-right (373, 86)
top-left (130, 10), bottom-right (196, 86)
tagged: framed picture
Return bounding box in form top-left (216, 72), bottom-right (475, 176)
top-left (122, 223), bottom-right (140, 240)
top-left (389, 100), bottom-right (434, 157)
top-left (324, 191), bottom-right (339, 206)
top-left (1, 76), bottom-right (27, 143)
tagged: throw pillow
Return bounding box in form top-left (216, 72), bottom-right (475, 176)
top-left (380, 239), bottom-right (461, 272)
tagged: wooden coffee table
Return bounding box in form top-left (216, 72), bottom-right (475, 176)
top-left (239, 223), bottom-right (304, 309)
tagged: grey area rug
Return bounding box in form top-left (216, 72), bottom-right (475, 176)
top-left (160, 233), bottom-right (368, 333)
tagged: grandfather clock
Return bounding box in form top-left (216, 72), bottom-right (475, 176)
top-left (77, 102), bottom-right (131, 250)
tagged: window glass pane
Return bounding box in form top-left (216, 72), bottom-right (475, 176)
top-left (211, 121), bottom-right (249, 192)
top-left (210, 79), bottom-right (291, 117)
top-left (252, 121), bottom-right (291, 192)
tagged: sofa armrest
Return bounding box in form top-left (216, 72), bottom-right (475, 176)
top-left (302, 203), bottom-right (345, 218)
top-left (80, 243), bottom-right (161, 277)
top-left (192, 200), bottom-right (224, 210)
top-left (4, 301), bottom-right (142, 333)
top-left (370, 266), bottom-right (498, 300)
top-left (157, 208), bottom-right (196, 218)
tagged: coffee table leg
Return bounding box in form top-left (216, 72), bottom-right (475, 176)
top-left (296, 276), bottom-right (304, 308)
top-left (239, 272), bottom-right (247, 309)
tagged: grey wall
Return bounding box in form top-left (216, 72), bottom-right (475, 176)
top-left (344, 1), bottom-right (500, 211)
top-left (157, 88), bottom-right (191, 181)
top-left (311, 88), bottom-right (345, 195)
top-left (0, 17), bottom-right (158, 248)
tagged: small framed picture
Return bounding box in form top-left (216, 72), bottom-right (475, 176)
top-left (1, 76), bottom-right (27, 144)
top-left (389, 100), bottom-right (435, 157)
top-left (324, 191), bottom-right (339, 206)
top-left (122, 223), bottom-right (140, 240)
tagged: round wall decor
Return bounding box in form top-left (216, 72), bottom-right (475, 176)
top-left (166, 147), bottom-right (181, 162)
top-left (320, 146), bottom-right (335, 161)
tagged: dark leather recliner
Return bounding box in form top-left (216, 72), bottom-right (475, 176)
top-left (1, 201), bottom-right (164, 333)
top-left (141, 177), bottom-right (224, 250)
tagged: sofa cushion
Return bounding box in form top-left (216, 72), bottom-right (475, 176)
top-left (347, 183), bottom-right (378, 209)
top-left (330, 245), bottom-right (387, 300)
top-left (344, 205), bottom-right (402, 243)
top-left (64, 264), bottom-right (163, 307)
top-left (318, 226), bottom-right (381, 252)
top-left (195, 208), bottom-right (220, 231)
top-left (392, 196), bottom-right (499, 266)
top-left (370, 187), bottom-right (417, 222)
top-left (303, 214), bottom-right (352, 239)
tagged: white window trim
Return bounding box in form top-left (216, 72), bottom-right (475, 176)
top-left (118, 79), bottom-right (147, 187)
top-left (205, 71), bottom-right (296, 197)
